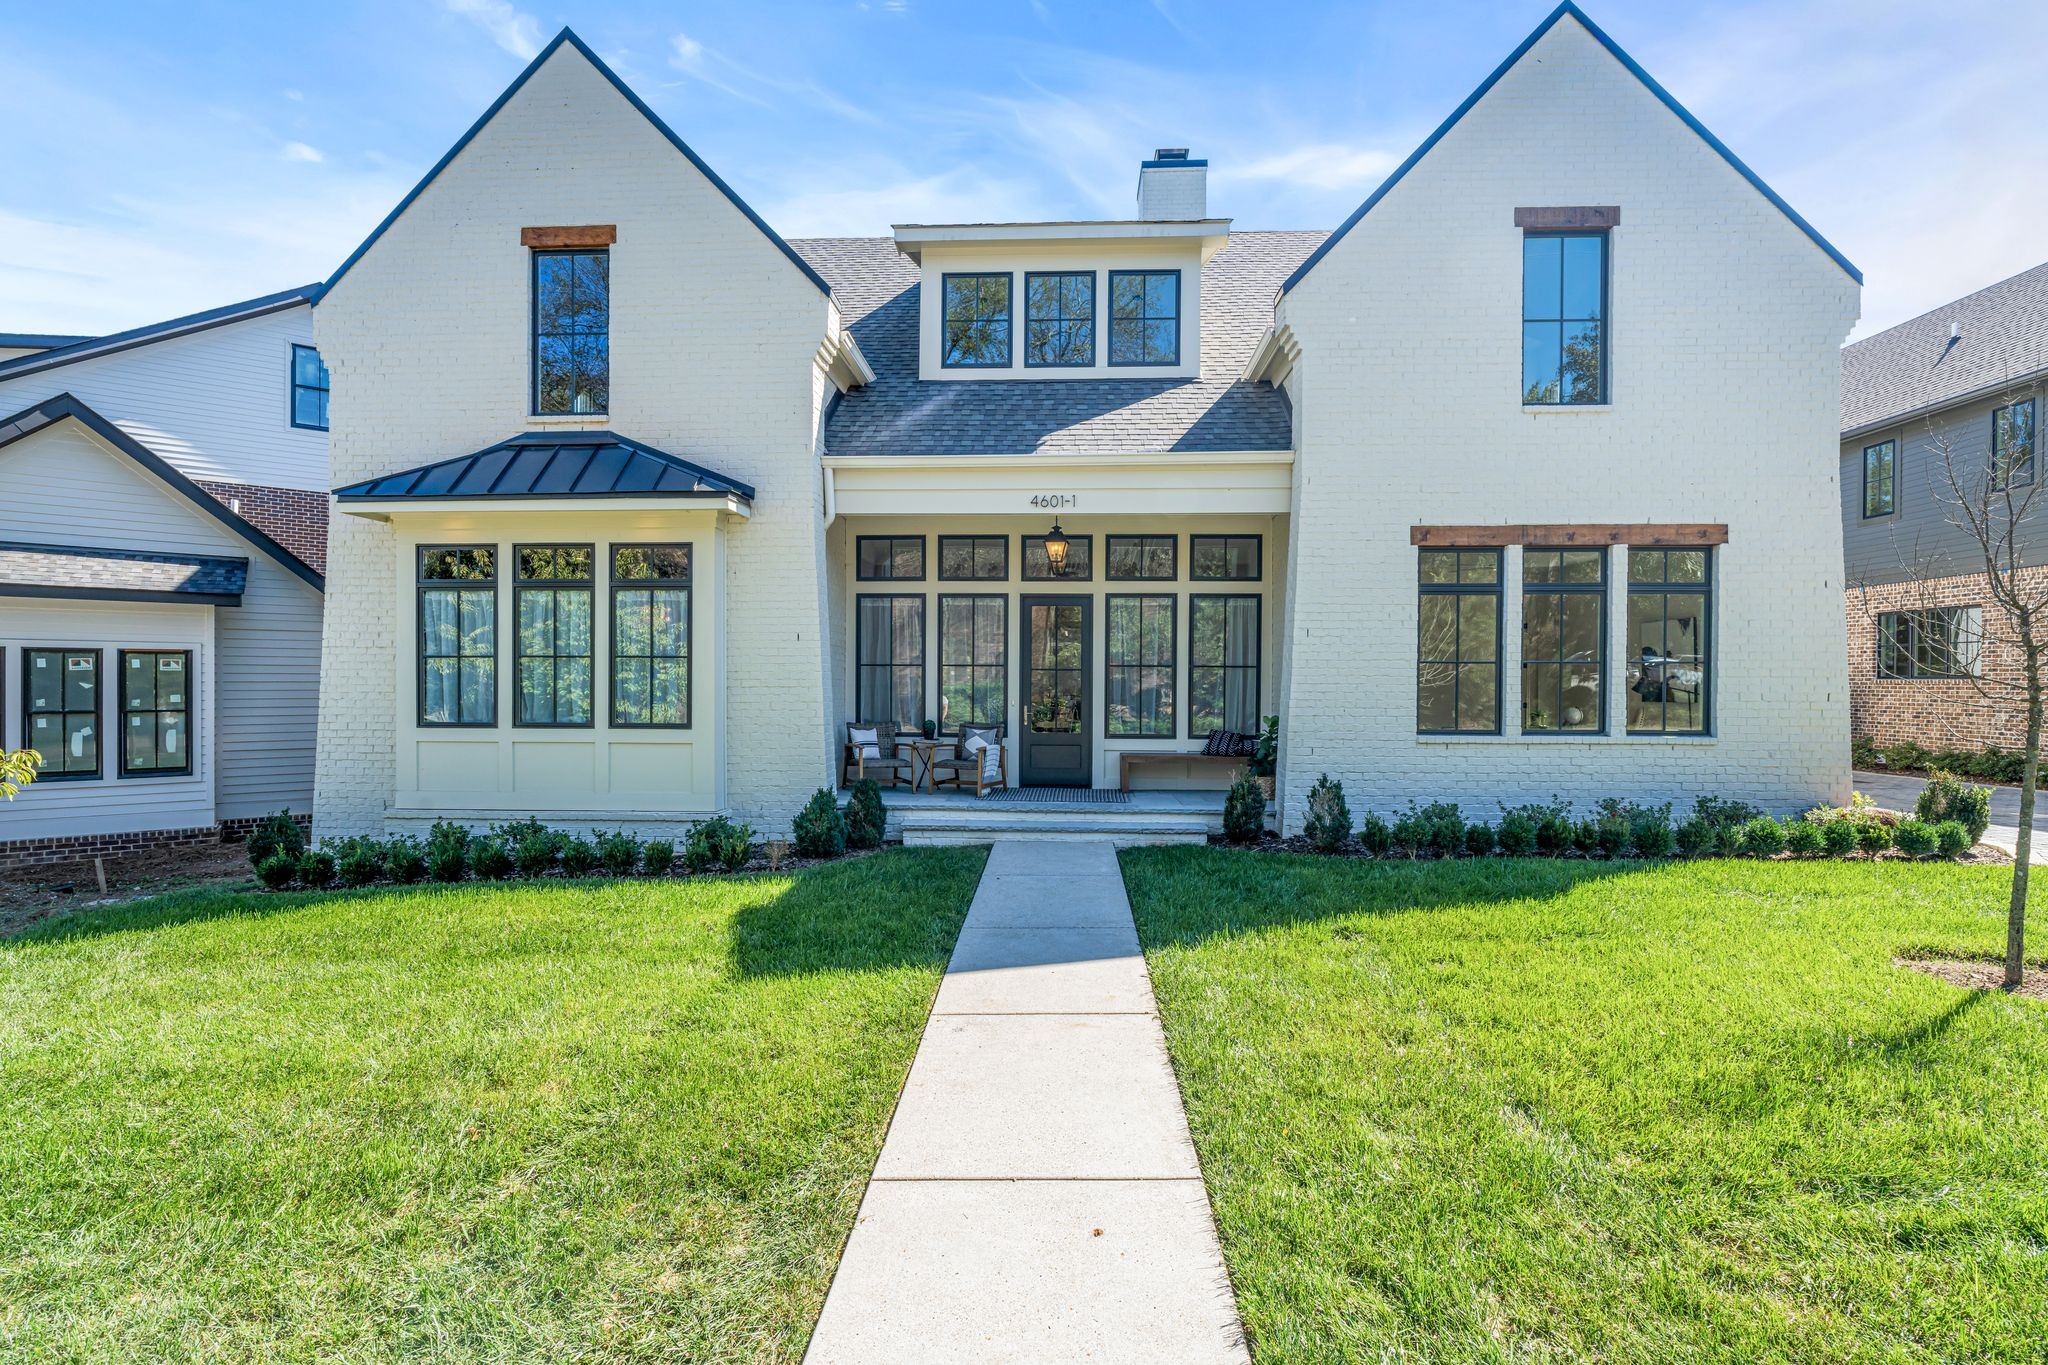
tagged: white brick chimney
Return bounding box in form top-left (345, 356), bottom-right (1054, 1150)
top-left (1136, 148), bottom-right (1207, 220)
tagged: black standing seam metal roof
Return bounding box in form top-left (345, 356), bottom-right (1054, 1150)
top-left (0, 541), bottom-right (249, 604)
top-left (333, 431), bottom-right (756, 503)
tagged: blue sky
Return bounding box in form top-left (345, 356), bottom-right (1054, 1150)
top-left (4, 0), bottom-right (2043, 342)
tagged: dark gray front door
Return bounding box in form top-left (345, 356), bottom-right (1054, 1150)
top-left (1020, 596), bottom-right (1091, 787)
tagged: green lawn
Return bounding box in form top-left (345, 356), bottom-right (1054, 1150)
top-left (0, 848), bottom-right (984, 1363)
top-left (1122, 849), bottom-right (2048, 1363)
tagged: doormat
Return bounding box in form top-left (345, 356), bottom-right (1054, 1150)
top-left (984, 786), bottom-right (1132, 805)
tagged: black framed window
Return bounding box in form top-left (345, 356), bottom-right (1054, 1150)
top-left (1106, 535), bottom-right (1176, 580)
top-left (290, 344), bottom-right (329, 431)
top-left (857, 535), bottom-right (926, 581)
top-left (514, 545), bottom-right (594, 727)
top-left (1108, 270), bottom-right (1180, 365)
top-left (23, 648), bottom-right (101, 779)
top-left (1520, 549), bottom-right (1605, 734)
top-left (533, 249), bottom-right (610, 414)
top-left (1522, 231), bottom-right (1606, 404)
top-left (1417, 549), bottom-right (1501, 734)
top-left (1024, 271), bottom-right (1094, 367)
top-left (419, 546), bottom-right (497, 726)
top-left (1190, 594), bottom-right (1260, 735)
top-left (1190, 535), bottom-right (1260, 580)
top-left (1625, 549), bottom-right (1710, 735)
top-left (938, 535), bottom-right (1008, 581)
top-left (942, 273), bottom-right (1012, 368)
top-left (611, 544), bottom-right (690, 727)
top-left (856, 594), bottom-right (926, 731)
top-left (1862, 440), bottom-right (1896, 518)
top-left (938, 594), bottom-right (1005, 733)
top-left (1878, 607), bottom-right (1981, 680)
top-left (1993, 398), bottom-right (2035, 490)
top-left (1023, 533), bottom-right (1093, 580)
top-left (1107, 595), bottom-right (1176, 737)
top-left (119, 650), bottom-right (193, 776)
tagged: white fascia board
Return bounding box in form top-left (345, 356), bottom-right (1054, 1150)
top-left (894, 219), bottom-right (1232, 263)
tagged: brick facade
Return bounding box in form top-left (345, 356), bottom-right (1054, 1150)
top-left (199, 480), bottom-right (329, 574)
top-left (1846, 569), bottom-right (2040, 750)
top-left (0, 812), bottom-right (311, 871)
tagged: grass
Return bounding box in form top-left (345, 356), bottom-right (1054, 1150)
top-left (1122, 849), bottom-right (2048, 1363)
top-left (0, 847), bottom-right (985, 1363)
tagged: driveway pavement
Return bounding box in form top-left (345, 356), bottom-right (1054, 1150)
top-left (1855, 769), bottom-right (2048, 864)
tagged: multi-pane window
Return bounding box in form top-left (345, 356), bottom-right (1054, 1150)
top-left (24, 648), bottom-right (100, 778)
top-left (1105, 535), bottom-right (1176, 580)
top-left (938, 595), bottom-right (1005, 733)
top-left (419, 546), bottom-right (496, 726)
top-left (514, 545), bottom-right (594, 726)
top-left (1862, 440), bottom-right (1897, 518)
top-left (533, 249), bottom-right (610, 414)
top-left (611, 544), bottom-right (690, 727)
top-left (1625, 549), bottom-right (1710, 734)
top-left (1190, 594), bottom-right (1260, 735)
top-left (856, 594), bottom-right (926, 731)
top-left (1521, 549), bottom-right (1605, 734)
top-left (1878, 607), bottom-right (1981, 679)
top-left (1190, 535), bottom-right (1260, 580)
top-left (942, 273), bottom-right (1012, 368)
top-left (857, 535), bottom-right (926, 580)
top-left (938, 535), bottom-right (1008, 580)
top-left (1993, 398), bottom-right (2035, 490)
top-left (119, 650), bottom-right (192, 776)
top-left (290, 344), bottom-right (329, 430)
top-left (1521, 232), bottom-right (1606, 404)
top-left (1023, 533), bottom-right (1093, 580)
top-left (1109, 270), bottom-right (1180, 365)
top-left (1417, 549), bottom-right (1501, 733)
top-left (1025, 271), bottom-right (1094, 367)
top-left (1107, 595), bottom-right (1176, 737)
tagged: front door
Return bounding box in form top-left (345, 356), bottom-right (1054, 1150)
top-left (1020, 595), bottom-right (1091, 786)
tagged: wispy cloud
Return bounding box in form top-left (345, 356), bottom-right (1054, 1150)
top-left (668, 29), bottom-right (878, 124)
top-left (442, 0), bottom-right (542, 61)
top-left (1228, 143), bottom-right (1398, 193)
top-left (281, 141), bottom-right (324, 163)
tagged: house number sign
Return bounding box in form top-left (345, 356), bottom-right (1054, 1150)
top-left (1028, 494), bottom-right (1077, 509)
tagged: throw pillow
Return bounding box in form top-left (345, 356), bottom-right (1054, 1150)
top-left (1229, 731), bottom-right (1259, 758)
top-left (1202, 729), bottom-right (1231, 757)
top-left (850, 725), bottom-right (881, 759)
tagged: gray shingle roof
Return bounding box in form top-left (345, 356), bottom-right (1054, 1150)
top-left (790, 230), bottom-right (1325, 455)
top-left (0, 541), bottom-right (248, 604)
top-left (1841, 260), bottom-right (2048, 435)
top-left (334, 431), bottom-right (755, 502)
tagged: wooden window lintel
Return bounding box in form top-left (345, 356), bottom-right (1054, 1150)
top-left (1410, 524), bottom-right (1727, 548)
top-left (1513, 205), bottom-right (1620, 230)
top-left (521, 224), bottom-right (618, 248)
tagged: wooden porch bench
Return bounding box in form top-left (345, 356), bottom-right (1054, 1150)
top-left (1117, 750), bottom-right (1246, 792)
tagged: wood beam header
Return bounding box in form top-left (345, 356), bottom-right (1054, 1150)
top-left (521, 224), bottom-right (618, 249)
top-left (1410, 523), bottom-right (1728, 548)
top-left (1512, 205), bottom-right (1621, 230)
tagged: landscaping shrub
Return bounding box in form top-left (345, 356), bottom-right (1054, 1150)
top-left (684, 816), bottom-right (754, 872)
top-left (1934, 820), bottom-right (1972, 859)
top-left (512, 828), bottom-right (561, 878)
top-left (1496, 810), bottom-right (1538, 857)
top-left (641, 838), bottom-right (675, 875)
top-left (1783, 818), bottom-right (1824, 857)
top-left (336, 838), bottom-right (385, 887)
top-left (297, 848), bottom-right (336, 888)
top-left (794, 789), bottom-right (848, 859)
top-left (594, 829), bottom-right (642, 876)
top-left (1592, 812), bottom-right (1632, 859)
top-left (1738, 816), bottom-right (1787, 858)
top-left (1414, 802), bottom-right (1464, 858)
top-left (1388, 806), bottom-right (1426, 858)
top-left (468, 836), bottom-right (514, 880)
top-left (1819, 816), bottom-right (1860, 859)
top-left (1464, 822), bottom-right (1497, 856)
top-left (1883, 739), bottom-right (1930, 774)
top-left (255, 852), bottom-right (299, 890)
top-left (1917, 770), bottom-right (1993, 843)
top-left (384, 836), bottom-right (429, 883)
top-left (1893, 818), bottom-right (1938, 860)
top-left (559, 835), bottom-right (599, 876)
top-left (1851, 734), bottom-right (1880, 769)
top-left (1303, 775), bottom-right (1354, 853)
top-left (844, 778), bottom-right (887, 851)
top-left (1856, 818), bottom-right (1892, 856)
top-left (246, 809), bottom-right (307, 870)
top-left (426, 821), bottom-right (471, 883)
top-left (1222, 773), bottom-right (1267, 845)
top-left (1535, 806), bottom-right (1576, 856)
top-left (1358, 812), bottom-right (1393, 858)
top-left (1628, 806), bottom-right (1676, 859)
top-left (1674, 817), bottom-right (1713, 858)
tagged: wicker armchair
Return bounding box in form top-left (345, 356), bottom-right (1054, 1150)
top-left (931, 724), bottom-right (1007, 797)
top-left (842, 721), bottom-right (913, 788)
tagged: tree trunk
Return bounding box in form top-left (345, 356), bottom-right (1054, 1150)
top-left (2011, 667), bottom-right (2042, 991)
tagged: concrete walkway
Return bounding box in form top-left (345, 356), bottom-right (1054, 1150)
top-left (1855, 769), bottom-right (2048, 864)
top-left (805, 841), bottom-right (1248, 1365)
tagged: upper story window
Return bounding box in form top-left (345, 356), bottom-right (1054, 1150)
top-left (533, 249), bottom-right (610, 414)
top-left (1861, 440), bottom-right (1897, 518)
top-left (1108, 270), bottom-right (1180, 365)
top-left (290, 344), bottom-right (329, 431)
top-left (1025, 272), bottom-right (1095, 367)
top-left (943, 273), bottom-right (1012, 368)
top-left (1993, 398), bottom-right (2035, 490)
top-left (1521, 232), bottom-right (1607, 404)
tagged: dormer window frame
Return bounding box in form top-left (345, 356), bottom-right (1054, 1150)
top-left (1107, 268), bottom-right (1182, 367)
top-left (940, 271), bottom-right (1014, 369)
top-left (1023, 270), bottom-right (1097, 369)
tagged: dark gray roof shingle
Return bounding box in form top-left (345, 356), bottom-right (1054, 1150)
top-left (334, 431), bottom-right (755, 502)
top-left (1842, 260), bottom-right (2048, 435)
top-left (0, 541), bottom-right (249, 603)
top-left (791, 230), bottom-right (1325, 455)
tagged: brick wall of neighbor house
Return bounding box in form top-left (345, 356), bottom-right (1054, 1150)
top-left (0, 824), bottom-right (224, 871)
top-left (312, 42), bottom-right (840, 840)
top-left (1845, 569), bottom-right (2041, 751)
top-left (198, 481), bottom-right (329, 573)
top-left (1271, 15), bottom-right (1859, 827)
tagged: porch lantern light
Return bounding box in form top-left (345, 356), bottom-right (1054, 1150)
top-left (1042, 521), bottom-right (1071, 577)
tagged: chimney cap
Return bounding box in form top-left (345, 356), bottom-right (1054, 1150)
top-left (1154, 147), bottom-right (1189, 160)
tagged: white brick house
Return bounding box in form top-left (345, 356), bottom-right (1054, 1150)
top-left (310, 4), bottom-right (1860, 842)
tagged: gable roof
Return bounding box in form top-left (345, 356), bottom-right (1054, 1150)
top-left (319, 28), bottom-right (828, 302)
top-left (0, 542), bottom-right (249, 607)
top-left (0, 333), bottom-right (93, 351)
top-left (0, 393), bottom-right (324, 592)
top-left (792, 230), bottom-right (1323, 456)
top-left (333, 431), bottom-right (755, 503)
top-left (0, 286), bottom-right (317, 382)
top-left (1840, 260), bottom-right (2048, 437)
top-left (1283, 2), bottom-right (1859, 296)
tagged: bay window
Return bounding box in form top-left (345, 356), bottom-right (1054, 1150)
top-left (610, 544), bottom-right (691, 727)
top-left (419, 546), bottom-right (497, 726)
top-left (514, 544), bottom-right (594, 726)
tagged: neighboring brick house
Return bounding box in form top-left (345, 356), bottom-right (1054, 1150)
top-left (0, 293), bottom-right (329, 865)
top-left (310, 3), bottom-right (1860, 842)
top-left (1839, 263), bottom-right (2048, 753)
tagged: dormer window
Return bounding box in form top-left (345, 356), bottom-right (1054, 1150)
top-left (1025, 272), bottom-right (1095, 367)
top-left (533, 248), bottom-right (610, 414)
top-left (1109, 270), bottom-right (1180, 365)
top-left (942, 273), bottom-right (1012, 368)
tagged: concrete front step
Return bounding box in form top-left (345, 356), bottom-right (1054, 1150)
top-left (896, 807), bottom-right (1211, 847)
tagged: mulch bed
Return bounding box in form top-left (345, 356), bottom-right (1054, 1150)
top-left (0, 841), bottom-right (254, 936)
top-left (1897, 956), bottom-right (2048, 1001)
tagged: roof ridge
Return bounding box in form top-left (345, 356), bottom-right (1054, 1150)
top-left (0, 285), bottom-right (318, 381)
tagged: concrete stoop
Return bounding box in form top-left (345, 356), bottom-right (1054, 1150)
top-left (895, 806), bottom-right (1212, 847)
